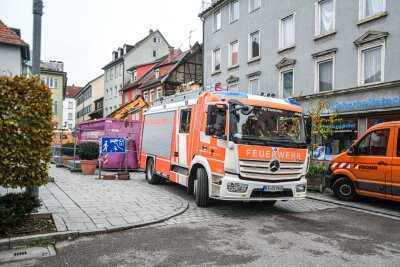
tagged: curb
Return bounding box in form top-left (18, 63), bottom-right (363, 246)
top-left (0, 195), bottom-right (189, 250)
top-left (306, 195), bottom-right (400, 220)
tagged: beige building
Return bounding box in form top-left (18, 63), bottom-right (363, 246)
top-left (75, 74), bottom-right (104, 125)
top-left (40, 61), bottom-right (67, 129)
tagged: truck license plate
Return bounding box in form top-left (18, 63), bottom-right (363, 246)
top-left (263, 186), bottom-right (283, 192)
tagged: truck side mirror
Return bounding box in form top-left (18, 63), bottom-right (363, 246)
top-left (347, 146), bottom-right (355, 156)
top-left (205, 105), bottom-right (217, 136)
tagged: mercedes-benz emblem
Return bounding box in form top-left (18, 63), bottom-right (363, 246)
top-left (269, 159), bottom-right (281, 172)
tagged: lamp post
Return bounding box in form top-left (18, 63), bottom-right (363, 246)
top-left (27, 0), bottom-right (43, 199)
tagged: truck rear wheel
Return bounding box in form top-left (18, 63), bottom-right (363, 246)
top-left (332, 177), bottom-right (357, 201)
top-left (195, 168), bottom-right (210, 207)
top-left (146, 158), bottom-right (160, 185)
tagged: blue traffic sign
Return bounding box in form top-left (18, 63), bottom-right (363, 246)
top-left (101, 137), bottom-right (126, 153)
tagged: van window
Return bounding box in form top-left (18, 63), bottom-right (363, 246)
top-left (179, 109), bottom-right (191, 133)
top-left (398, 129), bottom-right (400, 157)
top-left (214, 109), bottom-right (226, 137)
top-left (357, 129), bottom-right (390, 156)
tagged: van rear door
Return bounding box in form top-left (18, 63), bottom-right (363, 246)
top-left (352, 128), bottom-right (392, 198)
top-left (390, 128), bottom-right (400, 201)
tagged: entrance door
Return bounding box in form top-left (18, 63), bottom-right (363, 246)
top-left (390, 128), bottom-right (400, 201)
top-left (352, 128), bottom-right (392, 198)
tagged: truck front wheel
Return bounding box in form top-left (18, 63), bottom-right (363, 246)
top-left (195, 168), bottom-right (210, 207)
top-left (332, 177), bottom-right (357, 201)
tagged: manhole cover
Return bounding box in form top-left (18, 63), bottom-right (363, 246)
top-left (0, 245), bottom-right (56, 264)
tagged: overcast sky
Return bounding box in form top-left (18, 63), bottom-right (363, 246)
top-left (0, 0), bottom-right (203, 86)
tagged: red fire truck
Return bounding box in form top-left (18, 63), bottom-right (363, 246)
top-left (139, 90), bottom-right (309, 207)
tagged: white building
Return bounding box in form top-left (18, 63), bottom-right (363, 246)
top-left (62, 85), bottom-right (82, 129)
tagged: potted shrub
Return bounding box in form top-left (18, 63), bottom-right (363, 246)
top-left (78, 142), bottom-right (99, 175)
top-left (61, 143), bottom-right (77, 166)
top-left (306, 161), bottom-right (328, 191)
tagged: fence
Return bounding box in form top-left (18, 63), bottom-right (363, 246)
top-left (50, 119), bottom-right (141, 174)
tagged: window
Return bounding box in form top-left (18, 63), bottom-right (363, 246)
top-left (229, 40), bottom-right (239, 67)
top-left (360, 0), bottom-right (385, 19)
top-left (157, 87), bottom-right (162, 98)
top-left (120, 64), bottom-right (123, 76)
top-left (68, 112), bottom-right (73, 120)
top-left (362, 46), bottom-right (382, 85)
top-left (155, 69), bottom-right (159, 78)
top-left (114, 86), bottom-right (117, 98)
top-left (150, 90), bottom-right (154, 102)
top-left (125, 93), bottom-right (129, 103)
top-left (249, 77), bottom-right (259, 94)
top-left (68, 123), bottom-right (72, 129)
top-left (179, 109), bottom-right (192, 133)
top-left (249, 0), bottom-right (261, 12)
top-left (115, 65), bottom-right (119, 77)
top-left (317, 59), bottom-right (334, 92)
top-left (52, 101), bottom-right (58, 114)
top-left (153, 50), bottom-right (157, 58)
top-left (230, 0), bottom-right (239, 23)
top-left (144, 92), bottom-right (148, 102)
top-left (282, 70), bottom-right (294, 98)
top-left (317, 0), bottom-right (335, 35)
top-left (105, 89), bottom-right (108, 99)
top-left (228, 83), bottom-right (238, 91)
top-left (398, 129), bottom-right (400, 157)
top-left (356, 129), bottom-right (390, 156)
top-left (280, 14), bottom-right (295, 49)
top-left (248, 30), bottom-right (260, 59)
top-left (68, 101), bottom-right (73, 109)
top-left (105, 107), bottom-right (108, 114)
top-left (212, 48), bottom-right (221, 72)
top-left (110, 68), bottom-right (113, 80)
top-left (153, 37), bottom-right (161, 43)
top-left (54, 78), bottom-right (58, 88)
top-left (214, 10), bottom-right (221, 31)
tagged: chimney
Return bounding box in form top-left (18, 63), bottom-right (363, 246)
top-left (149, 29), bottom-right (154, 35)
top-left (168, 46), bottom-right (175, 61)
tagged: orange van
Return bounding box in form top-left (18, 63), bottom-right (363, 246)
top-left (325, 121), bottom-right (400, 202)
top-left (53, 130), bottom-right (74, 145)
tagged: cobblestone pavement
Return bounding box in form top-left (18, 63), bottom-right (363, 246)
top-left (36, 165), bottom-right (187, 233)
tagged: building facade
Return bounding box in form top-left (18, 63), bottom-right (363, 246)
top-left (102, 29), bottom-right (170, 117)
top-left (75, 74), bottom-right (104, 124)
top-left (62, 85), bottom-right (82, 130)
top-left (200, 0), bottom-right (400, 156)
top-left (0, 20), bottom-right (30, 76)
top-left (40, 61), bottom-right (67, 129)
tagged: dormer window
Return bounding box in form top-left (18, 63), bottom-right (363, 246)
top-left (155, 69), bottom-right (159, 79)
top-left (131, 71), bottom-right (137, 83)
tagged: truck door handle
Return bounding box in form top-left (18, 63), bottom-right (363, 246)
top-left (174, 152), bottom-right (179, 157)
top-left (377, 161), bottom-right (387, 166)
top-left (202, 146), bottom-right (208, 150)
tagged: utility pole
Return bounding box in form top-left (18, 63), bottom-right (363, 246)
top-left (28, 0), bottom-right (43, 199)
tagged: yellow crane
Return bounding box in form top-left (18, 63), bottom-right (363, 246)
top-left (110, 95), bottom-right (149, 119)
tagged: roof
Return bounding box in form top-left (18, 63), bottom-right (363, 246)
top-left (65, 85), bottom-right (83, 98)
top-left (0, 20), bottom-right (28, 47)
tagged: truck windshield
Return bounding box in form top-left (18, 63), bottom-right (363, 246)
top-left (229, 105), bottom-right (307, 148)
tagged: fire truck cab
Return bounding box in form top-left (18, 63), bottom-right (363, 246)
top-left (139, 90), bottom-right (309, 207)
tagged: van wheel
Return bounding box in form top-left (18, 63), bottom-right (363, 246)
top-left (195, 168), bottom-right (210, 207)
top-left (145, 158), bottom-right (160, 184)
top-left (332, 177), bottom-right (357, 201)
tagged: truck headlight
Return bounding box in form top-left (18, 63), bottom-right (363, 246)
top-left (296, 183), bottom-right (306, 192)
top-left (227, 182), bottom-right (248, 193)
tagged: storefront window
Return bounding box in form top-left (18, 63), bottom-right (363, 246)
top-left (320, 118), bottom-right (358, 157)
top-left (367, 115), bottom-right (399, 129)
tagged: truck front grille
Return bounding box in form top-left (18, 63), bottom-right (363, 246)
top-left (239, 160), bottom-right (303, 182)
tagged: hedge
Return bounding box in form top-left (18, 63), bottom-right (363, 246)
top-left (0, 76), bottom-right (53, 188)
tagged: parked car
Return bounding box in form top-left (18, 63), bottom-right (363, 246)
top-left (325, 121), bottom-right (400, 202)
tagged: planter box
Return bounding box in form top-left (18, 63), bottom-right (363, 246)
top-left (103, 175), bottom-right (116, 180)
top-left (307, 174), bottom-right (324, 192)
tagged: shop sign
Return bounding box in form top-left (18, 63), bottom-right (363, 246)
top-left (325, 122), bottom-right (357, 133)
top-left (329, 96), bottom-right (400, 111)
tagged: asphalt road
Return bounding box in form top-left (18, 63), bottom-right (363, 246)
top-left (6, 177), bottom-right (400, 267)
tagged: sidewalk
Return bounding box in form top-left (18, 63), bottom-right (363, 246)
top-left (41, 165), bottom-right (188, 232)
top-left (1, 165), bottom-right (188, 247)
top-left (307, 192), bottom-right (400, 219)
